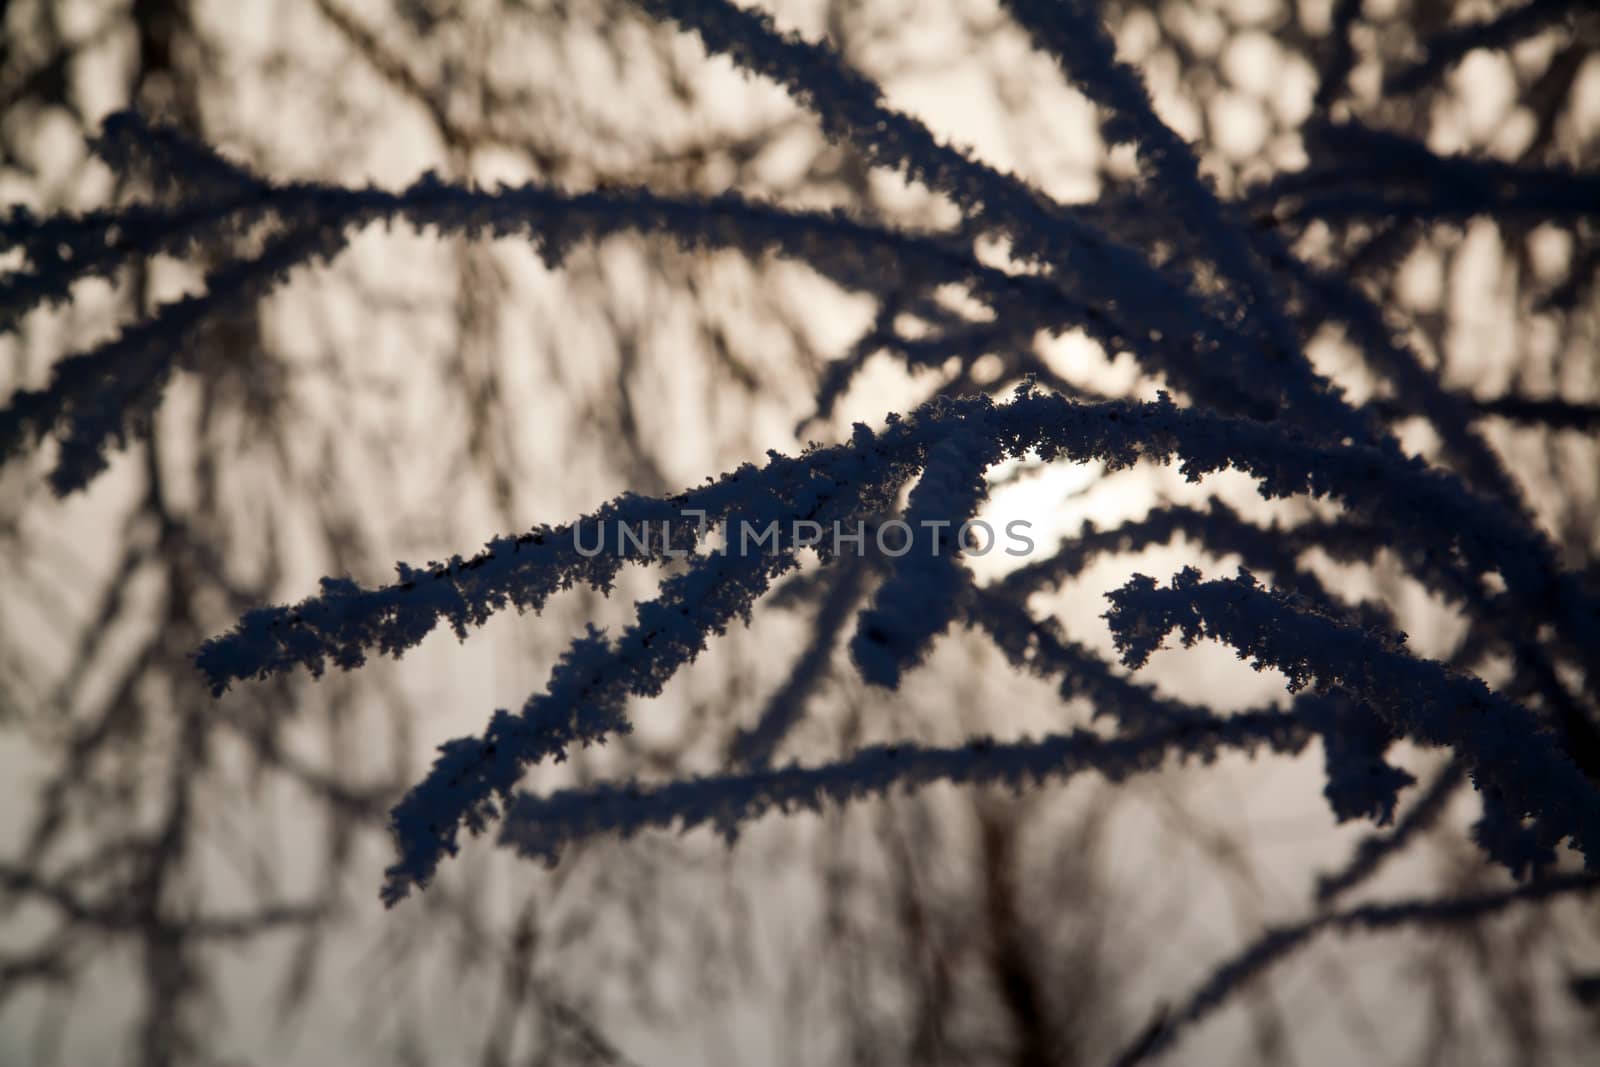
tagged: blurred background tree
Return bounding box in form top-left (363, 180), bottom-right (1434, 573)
top-left (1, 1), bottom-right (1598, 1065)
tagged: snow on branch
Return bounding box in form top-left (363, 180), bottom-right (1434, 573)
top-left (192, 382), bottom-right (1600, 896)
top-left (304, 381), bottom-right (1600, 898)
top-left (5, 12), bottom-right (1593, 1011)
top-left (998, 500), bottom-right (1372, 613)
top-left (380, 422), bottom-right (921, 904)
top-left (633, 0), bottom-right (1324, 425)
top-left (499, 712), bottom-right (1307, 868)
top-left (2, 1), bottom-right (1597, 1059)
top-left (1314, 756), bottom-right (1470, 903)
top-left (848, 422), bottom-right (1000, 687)
top-left (1103, 567), bottom-right (1600, 870)
top-left (1001, 0), bottom-right (1303, 356)
top-left (202, 387), bottom-right (1599, 702)
top-left (972, 588), bottom-right (1413, 823)
top-left (4, 113), bottom-right (1065, 493)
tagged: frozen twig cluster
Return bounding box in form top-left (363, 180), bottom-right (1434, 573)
top-left (5, 0), bottom-right (1598, 1061)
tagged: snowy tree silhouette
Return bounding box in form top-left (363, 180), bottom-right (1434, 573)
top-left (3, 1), bottom-right (1600, 1064)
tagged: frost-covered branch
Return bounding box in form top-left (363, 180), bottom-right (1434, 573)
top-left (203, 388), bottom-right (1600, 696)
top-left (849, 425), bottom-right (999, 687)
top-left (1314, 756), bottom-right (1470, 904)
top-left (973, 589), bottom-right (1412, 823)
top-left (1104, 568), bottom-right (1600, 869)
top-left (191, 381), bottom-right (1600, 899)
top-left (500, 713), bottom-right (1307, 867)
top-left (5, 114), bottom-right (1081, 493)
top-left (634, 0), bottom-right (1341, 426)
top-left (381, 428), bottom-right (913, 904)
